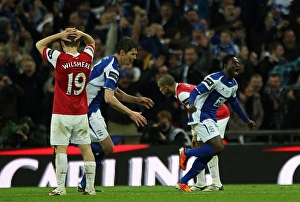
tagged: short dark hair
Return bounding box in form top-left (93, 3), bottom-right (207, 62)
top-left (157, 74), bottom-right (175, 86)
top-left (116, 37), bottom-right (137, 54)
top-left (269, 73), bottom-right (281, 80)
top-left (268, 41), bottom-right (282, 52)
top-left (222, 54), bottom-right (236, 68)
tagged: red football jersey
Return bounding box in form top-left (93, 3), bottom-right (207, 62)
top-left (175, 83), bottom-right (230, 120)
top-left (43, 45), bottom-right (94, 115)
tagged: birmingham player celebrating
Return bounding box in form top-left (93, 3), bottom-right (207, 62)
top-left (177, 55), bottom-right (256, 192)
top-left (36, 28), bottom-right (97, 195)
top-left (77, 37), bottom-right (154, 191)
top-left (157, 74), bottom-right (229, 191)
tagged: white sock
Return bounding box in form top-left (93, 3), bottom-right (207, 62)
top-left (195, 170), bottom-right (206, 187)
top-left (84, 161), bottom-right (96, 192)
top-left (207, 155), bottom-right (222, 187)
top-left (55, 153), bottom-right (68, 190)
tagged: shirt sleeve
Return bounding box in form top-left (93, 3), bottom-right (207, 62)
top-left (43, 47), bottom-right (61, 68)
top-left (189, 75), bottom-right (215, 105)
top-left (228, 97), bottom-right (250, 123)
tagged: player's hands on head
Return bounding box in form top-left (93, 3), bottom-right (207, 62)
top-left (136, 97), bottom-right (154, 109)
top-left (63, 27), bottom-right (82, 41)
top-left (246, 120), bottom-right (256, 129)
top-left (60, 29), bottom-right (73, 42)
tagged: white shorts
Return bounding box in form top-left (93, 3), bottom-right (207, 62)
top-left (218, 117), bottom-right (230, 139)
top-left (89, 109), bottom-right (109, 142)
top-left (194, 119), bottom-right (220, 143)
top-left (50, 114), bottom-right (91, 146)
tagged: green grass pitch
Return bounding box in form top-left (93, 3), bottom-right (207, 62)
top-left (0, 185), bottom-right (299, 202)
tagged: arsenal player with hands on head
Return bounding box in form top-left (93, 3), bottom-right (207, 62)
top-left (36, 27), bottom-right (97, 196)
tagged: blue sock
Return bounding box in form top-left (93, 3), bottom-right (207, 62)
top-left (80, 142), bottom-right (105, 189)
top-left (185, 144), bottom-right (214, 159)
top-left (80, 173), bottom-right (86, 188)
top-left (90, 142), bottom-right (105, 167)
top-left (179, 158), bottom-right (207, 184)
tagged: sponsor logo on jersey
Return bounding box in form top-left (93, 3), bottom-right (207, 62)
top-left (108, 71), bottom-right (119, 80)
top-left (204, 77), bottom-right (214, 86)
top-left (85, 46), bottom-right (94, 54)
top-left (48, 50), bottom-right (54, 59)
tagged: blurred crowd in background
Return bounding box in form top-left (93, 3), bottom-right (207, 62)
top-left (0, 0), bottom-right (300, 148)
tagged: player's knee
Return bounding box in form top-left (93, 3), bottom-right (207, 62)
top-left (104, 144), bottom-right (114, 155)
top-left (213, 142), bottom-right (224, 155)
top-left (209, 136), bottom-right (224, 154)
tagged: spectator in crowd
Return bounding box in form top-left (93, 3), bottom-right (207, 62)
top-left (136, 56), bottom-right (174, 123)
top-left (211, 3), bottom-right (241, 34)
top-left (265, 73), bottom-right (289, 132)
top-left (258, 41), bottom-right (287, 89)
top-left (251, 0), bottom-right (279, 58)
top-left (133, 38), bottom-right (158, 72)
top-left (227, 81), bottom-right (264, 143)
top-left (269, 57), bottom-right (300, 88)
top-left (77, 0), bottom-right (99, 32)
top-left (92, 34), bottom-right (105, 65)
top-left (68, 11), bottom-right (86, 32)
top-left (180, 8), bottom-right (202, 39)
top-left (15, 55), bottom-right (46, 125)
top-left (130, 5), bottom-right (150, 43)
top-left (250, 73), bottom-right (273, 131)
top-left (149, 2), bottom-right (182, 33)
top-left (179, 23), bottom-right (212, 55)
top-left (232, 21), bottom-right (247, 48)
top-left (141, 110), bottom-right (191, 146)
top-left (209, 0), bottom-right (236, 31)
top-left (213, 29), bottom-right (240, 63)
top-left (281, 28), bottom-right (300, 62)
top-left (144, 22), bottom-right (170, 60)
top-left (0, 116), bottom-right (48, 148)
top-left (0, 73), bottom-right (24, 132)
top-left (167, 53), bottom-right (181, 70)
top-left (170, 45), bottom-right (212, 85)
top-left (281, 75), bottom-right (300, 130)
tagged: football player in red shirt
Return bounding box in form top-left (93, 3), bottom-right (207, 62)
top-left (36, 28), bottom-right (96, 195)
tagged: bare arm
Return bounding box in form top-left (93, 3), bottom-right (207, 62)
top-left (36, 28), bottom-right (95, 54)
top-left (114, 87), bottom-right (154, 109)
top-left (114, 87), bottom-right (137, 103)
top-left (35, 31), bottom-right (70, 55)
top-left (104, 89), bottom-right (147, 127)
top-left (76, 30), bottom-right (95, 47)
